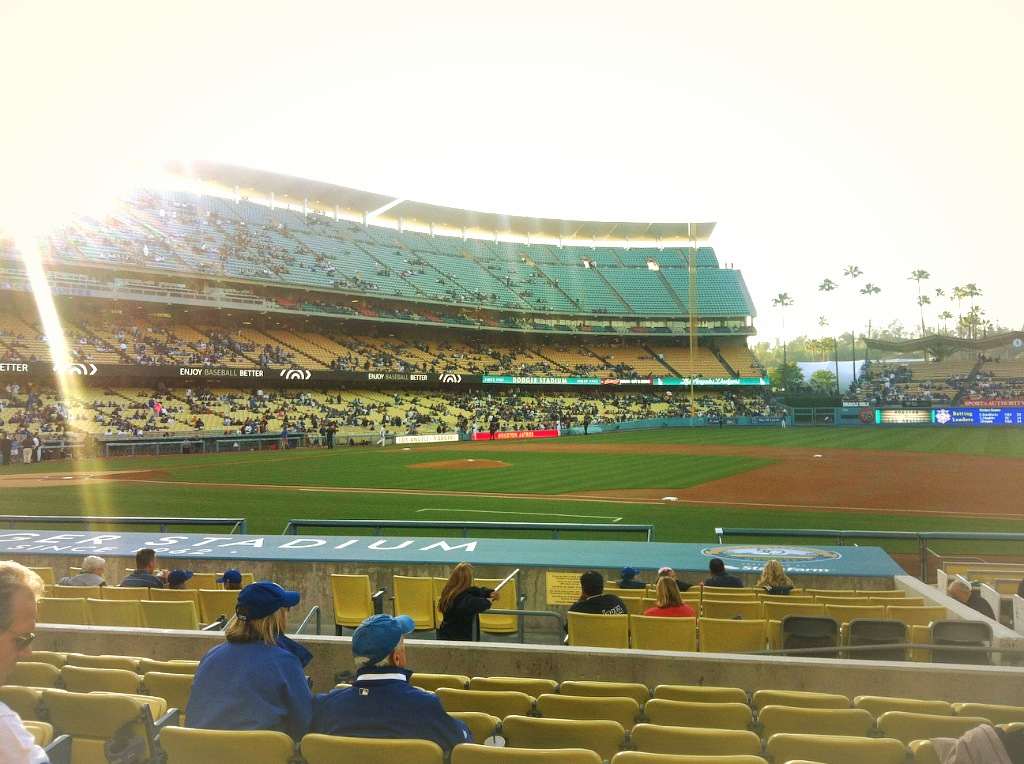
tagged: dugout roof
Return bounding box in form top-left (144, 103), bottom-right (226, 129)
top-left (175, 160), bottom-right (716, 244)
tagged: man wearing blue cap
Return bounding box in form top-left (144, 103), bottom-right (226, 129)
top-left (310, 614), bottom-right (471, 751)
top-left (186, 581), bottom-right (313, 741)
top-left (617, 567), bottom-right (647, 589)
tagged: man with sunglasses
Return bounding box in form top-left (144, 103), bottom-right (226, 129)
top-left (1, 560), bottom-right (47, 763)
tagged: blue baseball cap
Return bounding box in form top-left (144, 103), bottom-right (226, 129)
top-left (236, 581), bottom-right (301, 621)
top-left (620, 567), bottom-right (639, 580)
top-left (216, 569), bottom-right (242, 584)
top-left (352, 614), bottom-right (415, 664)
top-left (167, 570), bottom-right (193, 587)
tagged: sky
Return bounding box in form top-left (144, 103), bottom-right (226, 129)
top-left (1, 1), bottom-right (1021, 346)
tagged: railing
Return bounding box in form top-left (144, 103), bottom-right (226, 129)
top-left (0, 515), bottom-right (248, 533)
top-left (296, 605), bottom-right (322, 636)
top-left (715, 527), bottom-right (1024, 580)
top-left (756, 642), bottom-right (1024, 665)
top-left (472, 607), bottom-right (566, 644)
top-left (284, 519), bottom-right (654, 541)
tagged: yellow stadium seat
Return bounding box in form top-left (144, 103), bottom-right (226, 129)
top-left (60, 665), bottom-right (142, 694)
top-left (149, 588), bottom-right (201, 607)
top-left (697, 617), bottom-right (767, 653)
top-left (762, 600), bottom-right (825, 622)
top-left (53, 585), bottom-right (102, 599)
top-left (99, 586), bottom-right (149, 601)
top-left (183, 573), bottom-right (221, 590)
top-left (43, 689), bottom-right (162, 764)
top-left (0, 686), bottom-right (44, 720)
top-left (448, 712), bottom-right (501, 744)
top-left (643, 699), bottom-right (753, 731)
top-left (29, 567), bottom-right (56, 586)
top-left (885, 605), bottom-right (948, 627)
top-left (876, 711), bottom-right (992, 745)
top-left (331, 574), bottom-right (376, 632)
top-left (140, 599), bottom-right (200, 630)
top-left (161, 726), bottom-right (295, 764)
top-left (701, 600), bottom-right (763, 621)
top-left (567, 612), bottom-right (629, 649)
top-left (501, 716), bottom-right (626, 762)
top-left (475, 577), bottom-right (520, 635)
top-left (558, 681), bottom-right (651, 706)
top-left (409, 673), bottom-right (470, 692)
top-left (25, 650), bottom-right (66, 668)
top-left (64, 654), bottom-right (139, 671)
top-left (37, 597), bottom-right (88, 625)
top-left (85, 598), bottom-right (142, 628)
top-left (758, 705), bottom-right (874, 738)
top-left (301, 733), bottom-right (444, 764)
top-left (22, 720), bottom-right (53, 747)
top-left (393, 576), bottom-right (437, 631)
top-left (854, 695), bottom-right (952, 717)
top-left (767, 733), bottom-right (907, 764)
top-left (468, 677), bottom-right (558, 696)
top-left (630, 723), bottom-right (762, 757)
top-left (197, 589), bottom-right (240, 624)
top-left (136, 658), bottom-right (199, 675)
top-left (652, 685), bottom-right (747, 704)
top-left (143, 672), bottom-right (194, 722)
top-left (909, 739), bottom-right (943, 764)
top-left (612, 753), bottom-right (764, 764)
top-left (952, 702), bottom-right (1024, 725)
top-left (535, 693), bottom-right (640, 729)
top-left (752, 689), bottom-right (850, 711)
top-left (8, 661), bottom-right (60, 688)
top-left (435, 688), bottom-right (535, 720)
top-left (629, 615), bottom-right (697, 652)
top-left (452, 746), bottom-right (601, 764)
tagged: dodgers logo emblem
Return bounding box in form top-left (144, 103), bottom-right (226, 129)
top-left (702, 545), bottom-right (842, 562)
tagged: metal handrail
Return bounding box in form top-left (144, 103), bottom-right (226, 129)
top-left (297, 605), bottom-right (322, 635)
top-left (753, 642), bottom-right (1024, 663)
top-left (284, 519), bottom-right (653, 541)
top-left (0, 515), bottom-right (248, 533)
top-left (472, 607), bottom-right (565, 643)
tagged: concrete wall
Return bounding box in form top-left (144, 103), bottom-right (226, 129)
top-left (32, 623), bottom-right (1024, 707)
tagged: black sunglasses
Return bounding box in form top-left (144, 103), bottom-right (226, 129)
top-left (8, 631), bottom-right (35, 651)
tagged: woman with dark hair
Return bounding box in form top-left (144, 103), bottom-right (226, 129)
top-left (436, 562), bottom-right (499, 641)
top-left (643, 577), bottom-right (696, 618)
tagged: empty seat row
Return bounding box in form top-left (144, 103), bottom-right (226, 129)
top-left (37, 591), bottom-right (239, 627)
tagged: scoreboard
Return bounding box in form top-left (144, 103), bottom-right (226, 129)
top-left (932, 408), bottom-right (1024, 425)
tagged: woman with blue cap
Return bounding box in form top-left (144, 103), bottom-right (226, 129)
top-left (186, 581), bottom-right (313, 741)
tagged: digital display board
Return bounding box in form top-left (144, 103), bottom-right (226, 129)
top-left (878, 409), bottom-right (932, 423)
top-left (933, 408), bottom-right (1024, 425)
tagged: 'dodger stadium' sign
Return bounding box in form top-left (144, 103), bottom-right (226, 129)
top-left (1, 362), bottom-right (770, 388)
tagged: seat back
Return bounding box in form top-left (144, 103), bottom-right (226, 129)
top-left (25, 650), bottom-right (66, 668)
top-left (8, 661), bottom-right (61, 688)
top-left (22, 720), bottom-right (54, 747)
top-left (629, 615), bottom-right (696, 652)
top-left (183, 573), bottom-right (221, 590)
top-left (53, 585), bottom-right (102, 599)
top-left (876, 711), bottom-right (992, 745)
top-left (930, 619), bottom-right (993, 665)
top-left (197, 589), bottom-right (240, 624)
top-left (142, 672), bottom-right (194, 722)
top-left (536, 693), bottom-right (640, 729)
top-left (138, 600), bottom-right (199, 630)
top-left (64, 654), bottom-right (138, 671)
top-left (701, 600), bottom-right (762, 621)
top-left (86, 598), bottom-right (143, 628)
top-left (611, 754), bottom-right (764, 764)
top-left (767, 733), bottom-right (908, 764)
top-left (823, 603), bottom-right (887, 625)
top-left (161, 726), bottom-right (296, 764)
top-left (468, 677), bottom-right (558, 696)
top-left (567, 612), bottom-right (629, 648)
top-left (99, 587), bottom-right (149, 601)
top-left (762, 601), bottom-right (825, 622)
top-left (453, 746), bottom-right (602, 764)
top-left (558, 681), bottom-right (650, 707)
top-left (885, 604), bottom-right (948, 627)
top-left (448, 712), bottom-right (501, 744)
top-left (409, 673), bottom-right (470, 692)
top-left (37, 597), bottom-right (88, 625)
top-left (475, 577), bottom-right (520, 634)
top-left (758, 705), bottom-right (873, 738)
top-left (643, 699), bottom-right (753, 730)
top-left (330, 574), bottom-right (374, 629)
top-left (652, 684), bottom-right (746, 704)
top-left (136, 659), bottom-right (200, 675)
top-left (501, 716), bottom-right (626, 762)
top-left (854, 695), bottom-right (952, 717)
top-left (780, 615), bottom-right (840, 657)
top-left (393, 576), bottom-right (437, 630)
top-left (0, 686), bottom-right (44, 720)
top-left (847, 618), bottom-right (908, 661)
top-left (752, 689), bottom-right (850, 711)
top-left (301, 733), bottom-right (444, 764)
top-left (42, 689), bottom-right (158, 764)
top-left (629, 723), bottom-right (763, 757)
top-left (149, 588), bottom-right (201, 606)
top-left (697, 618), bottom-right (767, 653)
top-left (434, 688), bottom-right (535, 720)
top-left (29, 567), bottom-right (56, 586)
top-left (60, 665), bottom-right (142, 694)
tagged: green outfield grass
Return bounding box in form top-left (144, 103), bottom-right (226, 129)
top-left (1, 427), bottom-right (1022, 552)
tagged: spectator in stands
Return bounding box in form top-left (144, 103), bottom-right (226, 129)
top-left (186, 582), bottom-right (312, 741)
top-left (58, 555), bottom-right (106, 586)
top-left (947, 579), bottom-right (996, 620)
top-left (703, 558), bottom-right (744, 588)
top-left (120, 548), bottom-right (167, 588)
top-left (436, 562), bottom-right (499, 641)
top-left (167, 569), bottom-right (193, 590)
top-left (657, 566), bottom-right (694, 592)
top-left (0, 560), bottom-right (47, 764)
top-left (310, 614), bottom-right (471, 751)
top-left (569, 571), bottom-right (628, 619)
top-left (617, 566), bottom-right (647, 590)
top-left (1018, 578), bottom-right (1024, 601)
top-left (756, 560), bottom-right (794, 595)
top-left (217, 569), bottom-right (243, 590)
top-left (643, 577), bottom-right (696, 618)
top-left (0, 432), bottom-right (10, 466)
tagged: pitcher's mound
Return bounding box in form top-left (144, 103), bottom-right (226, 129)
top-left (409, 459), bottom-right (511, 470)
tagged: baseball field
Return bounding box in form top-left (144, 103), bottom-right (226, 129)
top-left (1, 427), bottom-right (1022, 563)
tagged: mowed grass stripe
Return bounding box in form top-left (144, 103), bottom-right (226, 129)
top-left (143, 451), bottom-right (774, 494)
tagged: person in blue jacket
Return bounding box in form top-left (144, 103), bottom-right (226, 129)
top-left (310, 613), bottom-right (471, 752)
top-left (436, 562), bottom-right (499, 641)
top-left (186, 581), bottom-right (313, 741)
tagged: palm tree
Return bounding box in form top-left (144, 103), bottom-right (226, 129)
top-left (938, 310), bottom-right (953, 334)
top-left (963, 283), bottom-right (982, 337)
top-left (819, 278), bottom-right (838, 292)
top-left (859, 283), bottom-right (882, 359)
top-left (951, 285), bottom-right (968, 336)
top-left (917, 294), bottom-right (931, 333)
top-left (772, 293), bottom-right (794, 365)
top-left (909, 269), bottom-right (930, 336)
top-left (843, 265), bottom-right (862, 279)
